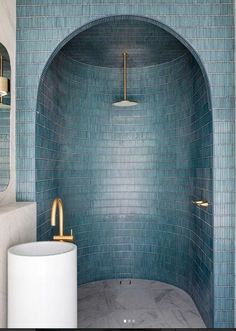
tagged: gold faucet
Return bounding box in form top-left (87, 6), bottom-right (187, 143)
top-left (51, 197), bottom-right (74, 241)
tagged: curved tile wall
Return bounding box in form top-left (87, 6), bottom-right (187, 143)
top-left (36, 59), bottom-right (66, 238)
top-left (36, 51), bottom-right (213, 325)
top-left (190, 64), bottom-right (213, 324)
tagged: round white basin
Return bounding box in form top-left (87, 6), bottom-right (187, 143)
top-left (8, 241), bottom-right (77, 328)
top-left (9, 240), bottom-right (76, 256)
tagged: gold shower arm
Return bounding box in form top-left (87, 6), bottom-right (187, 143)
top-left (123, 52), bottom-right (127, 101)
top-left (112, 52), bottom-right (137, 107)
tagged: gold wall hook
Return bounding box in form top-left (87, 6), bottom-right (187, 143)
top-left (200, 201), bottom-right (209, 207)
top-left (192, 200), bottom-right (204, 205)
top-left (192, 200), bottom-right (209, 207)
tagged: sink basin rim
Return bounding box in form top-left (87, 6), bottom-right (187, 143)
top-left (8, 241), bottom-right (76, 257)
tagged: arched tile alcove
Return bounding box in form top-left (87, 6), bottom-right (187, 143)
top-left (35, 16), bottom-right (213, 327)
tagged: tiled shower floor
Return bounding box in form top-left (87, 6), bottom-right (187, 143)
top-left (77, 279), bottom-right (206, 328)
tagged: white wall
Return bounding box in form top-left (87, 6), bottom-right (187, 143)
top-left (0, 0), bottom-right (16, 204)
top-left (0, 202), bottom-right (36, 328)
top-left (0, 3), bottom-right (37, 328)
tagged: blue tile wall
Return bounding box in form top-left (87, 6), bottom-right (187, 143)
top-left (16, 2), bottom-right (235, 328)
top-left (36, 47), bottom-right (213, 325)
top-left (61, 18), bottom-right (187, 67)
top-left (36, 49), bottom-right (213, 326)
top-left (191, 65), bottom-right (213, 325)
top-left (36, 58), bottom-right (65, 239)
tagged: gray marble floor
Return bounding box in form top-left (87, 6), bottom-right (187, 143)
top-left (77, 279), bottom-right (206, 328)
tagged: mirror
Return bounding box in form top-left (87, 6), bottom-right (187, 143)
top-left (0, 43), bottom-right (10, 191)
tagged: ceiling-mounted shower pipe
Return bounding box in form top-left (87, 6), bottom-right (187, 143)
top-left (112, 52), bottom-right (137, 107)
top-left (123, 52), bottom-right (128, 101)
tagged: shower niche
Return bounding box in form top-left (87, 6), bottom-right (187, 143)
top-left (36, 16), bottom-right (213, 326)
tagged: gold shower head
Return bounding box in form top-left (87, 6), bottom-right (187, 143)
top-left (112, 52), bottom-right (137, 107)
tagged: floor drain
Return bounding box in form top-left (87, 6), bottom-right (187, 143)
top-left (120, 280), bottom-right (132, 285)
top-left (124, 319), bottom-right (135, 324)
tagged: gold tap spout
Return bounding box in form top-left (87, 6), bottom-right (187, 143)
top-left (51, 198), bottom-right (74, 242)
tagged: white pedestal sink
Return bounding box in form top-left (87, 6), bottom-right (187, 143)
top-left (8, 241), bottom-right (77, 328)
